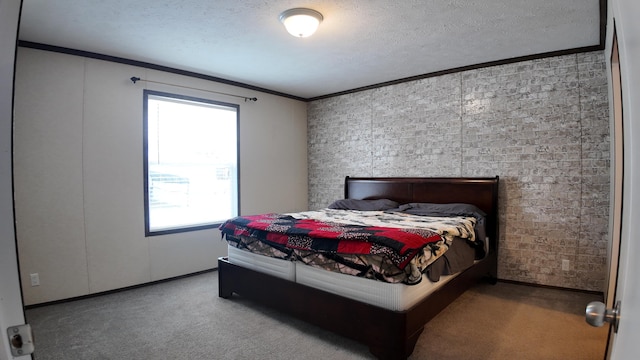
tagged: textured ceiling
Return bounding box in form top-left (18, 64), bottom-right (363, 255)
top-left (18, 0), bottom-right (602, 100)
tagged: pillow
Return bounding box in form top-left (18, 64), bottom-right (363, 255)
top-left (327, 198), bottom-right (399, 211)
top-left (390, 202), bottom-right (488, 244)
top-left (390, 202), bottom-right (486, 218)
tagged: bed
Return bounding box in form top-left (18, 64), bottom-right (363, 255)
top-left (218, 176), bottom-right (499, 359)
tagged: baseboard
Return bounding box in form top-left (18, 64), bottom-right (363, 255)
top-left (496, 278), bottom-right (604, 298)
top-left (24, 268), bottom-right (217, 310)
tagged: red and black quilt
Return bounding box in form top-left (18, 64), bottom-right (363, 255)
top-left (219, 213), bottom-right (442, 269)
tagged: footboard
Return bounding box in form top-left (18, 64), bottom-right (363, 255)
top-left (218, 254), bottom-right (496, 360)
top-left (219, 257), bottom-right (421, 359)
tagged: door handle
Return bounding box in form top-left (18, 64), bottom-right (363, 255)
top-left (586, 301), bottom-right (621, 333)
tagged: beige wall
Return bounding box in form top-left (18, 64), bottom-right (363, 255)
top-left (14, 48), bottom-right (308, 305)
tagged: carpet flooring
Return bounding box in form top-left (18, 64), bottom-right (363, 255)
top-left (26, 271), bottom-right (608, 360)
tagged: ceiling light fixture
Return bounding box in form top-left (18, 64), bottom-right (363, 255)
top-left (279, 8), bottom-right (323, 38)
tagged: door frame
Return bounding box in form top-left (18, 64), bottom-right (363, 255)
top-left (0, 0), bottom-right (29, 359)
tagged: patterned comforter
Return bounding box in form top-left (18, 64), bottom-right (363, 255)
top-left (220, 209), bottom-right (478, 285)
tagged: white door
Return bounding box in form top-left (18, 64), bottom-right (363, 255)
top-left (608, 56), bottom-right (640, 355)
top-left (0, 1), bottom-right (30, 359)
top-left (602, 25), bottom-right (623, 358)
top-left (606, 0), bottom-right (640, 357)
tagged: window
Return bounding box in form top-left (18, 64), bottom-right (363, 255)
top-left (143, 90), bottom-right (239, 235)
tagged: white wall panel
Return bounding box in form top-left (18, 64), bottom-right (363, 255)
top-left (82, 59), bottom-right (151, 293)
top-left (149, 230), bottom-right (226, 281)
top-left (14, 49), bottom-right (89, 305)
top-left (239, 92), bottom-right (309, 214)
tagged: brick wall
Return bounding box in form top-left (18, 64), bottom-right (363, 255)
top-left (307, 51), bottom-right (609, 291)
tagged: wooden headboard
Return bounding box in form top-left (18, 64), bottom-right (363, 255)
top-left (344, 176), bottom-right (500, 252)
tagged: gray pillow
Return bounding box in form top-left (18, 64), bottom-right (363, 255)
top-left (390, 202), bottom-right (486, 218)
top-left (327, 198), bottom-right (399, 211)
top-left (390, 202), bottom-right (488, 246)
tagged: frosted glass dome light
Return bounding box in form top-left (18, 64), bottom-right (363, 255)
top-left (279, 8), bottom-right (323, 38)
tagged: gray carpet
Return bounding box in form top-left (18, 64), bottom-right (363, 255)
top-left (26, 271), bottom-right (608, 360)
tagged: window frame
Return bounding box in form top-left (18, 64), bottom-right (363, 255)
top-left (143, 89), bottom-right (240, 236)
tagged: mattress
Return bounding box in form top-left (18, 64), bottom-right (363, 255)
top-left (226, 244), bottom-right (464, 311)
top-left (295, 261), bottom-right (459, 311)
top-left (227, 245), bottom-right (296, 281)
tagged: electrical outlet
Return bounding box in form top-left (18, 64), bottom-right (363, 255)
top-left (29, 273), bottom-right (40, 286)
top-left (562, 260), bottom-right (570, 271)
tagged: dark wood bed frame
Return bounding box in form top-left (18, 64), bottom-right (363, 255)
top-left (218, 176), bottom-right (499, 359)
